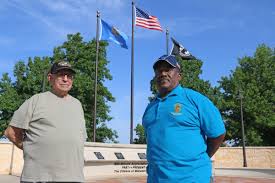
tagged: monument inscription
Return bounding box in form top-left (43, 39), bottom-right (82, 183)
top-left (113, 162), bottom-right (147, 174)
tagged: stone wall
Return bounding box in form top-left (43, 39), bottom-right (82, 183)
top-left (0, 142), bottom-right (274, 176)
top-left (213, 147), bottom-right (275, 168)
top-left (84, 142), bottom-right (147, 178)
top-left (0, 142), bottom-right (23, 175)
top-left (0, 142), bottom-right (148, 177)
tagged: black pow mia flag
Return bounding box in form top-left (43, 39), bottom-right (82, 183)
top-left (170, 37), bottom-right (196, 60)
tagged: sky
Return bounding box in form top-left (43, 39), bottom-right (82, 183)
top-left (0, 0), bottom-right (274, 144)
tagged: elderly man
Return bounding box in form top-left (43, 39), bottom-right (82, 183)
top-left (142, 55), bottom-right (226, 183)
top-left (5, 60), bottom-right (87, 183)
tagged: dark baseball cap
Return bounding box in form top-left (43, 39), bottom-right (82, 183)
top-left (153, 55), bottom-right (181, 70)
top-left (49, 61), bottom-right (76, 74)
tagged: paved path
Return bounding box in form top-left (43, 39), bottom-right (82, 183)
top-left (87, 176), bottom-right (275, 183)
top-left (1, 175), bottom-right (275, 183)
top-left (214, 176), bottom-right (275, 183)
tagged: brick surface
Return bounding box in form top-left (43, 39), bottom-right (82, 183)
top-left (87, 176), bottom-right (147, 183)
top-left (86, 176), bottom-right (275, 183)
top-left (214, 176), bottom-right (275, 183)
top-left (1, 175), bottom-right (275, 183)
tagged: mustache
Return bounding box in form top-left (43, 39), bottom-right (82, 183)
top-left (156, 76), bottom-right (170, 82)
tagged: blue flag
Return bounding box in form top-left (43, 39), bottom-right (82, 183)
top-left (99, 19), bottom-right (128, 49)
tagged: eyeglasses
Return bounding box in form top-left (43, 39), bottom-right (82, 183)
top-left (55, 72), bottom-right (74, 79)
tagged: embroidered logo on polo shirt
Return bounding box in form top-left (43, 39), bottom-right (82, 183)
top-left (171, 103), bottom-right (182, 115)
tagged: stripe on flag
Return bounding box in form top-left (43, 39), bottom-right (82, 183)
top-left (135, 6), bottom-right (162, 31)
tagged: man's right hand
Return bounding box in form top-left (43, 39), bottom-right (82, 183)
top-left (4, 126), bottom-right (24, 150)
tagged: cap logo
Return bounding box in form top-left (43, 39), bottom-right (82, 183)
top-left (58, 61), bottom-right (71, 67)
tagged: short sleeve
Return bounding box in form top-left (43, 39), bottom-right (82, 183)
top-left (196, 95), bottom-right (226, 138)
top-left (9, 97), bottom-right (36, 130)
top-left (80, 103), bottom-right (88, 141)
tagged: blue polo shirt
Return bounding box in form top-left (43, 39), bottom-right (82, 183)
top-left (142, 85), bottom-right (225, 183)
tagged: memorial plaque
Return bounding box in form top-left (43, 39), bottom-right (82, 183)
top-left (114, 152), bottom-right (125, 159)
top-left (94, 152), bottom-right (104, 159)
top-left (137, 153), bottom-right (146, 159)
top-left (113, 161), bottom-right (147, 174)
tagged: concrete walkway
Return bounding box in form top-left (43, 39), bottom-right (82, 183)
top-left (1, 175), bottom-right (275, 183)
top-left (215, 168), bottom-right (275, 179)
top-left (214, 176), bottom-right (275, 183)
top-left (0, 174), bottom-right (20, 182)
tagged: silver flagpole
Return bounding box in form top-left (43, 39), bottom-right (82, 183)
top-left (93, 11), bottom-right (100, 142)
top-left (130, 1), bottom-right (135, 144)
top-left (166, 28), bottom-right (169, 55)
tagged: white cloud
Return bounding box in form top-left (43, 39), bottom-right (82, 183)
top-left (3, 0), bottom-right (163, 42)
top-left (36, 0), bottom-right (125, 18)
top-left (6, 1), bottom-right (71, 37)
top-left (5, 0), bottom-right (126, 39)
top-left (38, 0), bottom-right (81, 12)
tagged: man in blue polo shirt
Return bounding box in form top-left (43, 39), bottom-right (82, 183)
top-left (142, 55), bottom-right (226, 183)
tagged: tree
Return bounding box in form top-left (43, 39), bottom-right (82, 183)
top-left (219, 44), bottom-right (275, 146)
top-left (0, 33), bottom-right (118, 142)
top-left (133, 123), bottom-right (146, 144)
top-left (0, 57), bottom-right (50, 136)
top-left (0, 73), bottom-right (22, 135)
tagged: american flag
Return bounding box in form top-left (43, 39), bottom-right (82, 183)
top-left (135, 6), bottom-right (162, 31)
